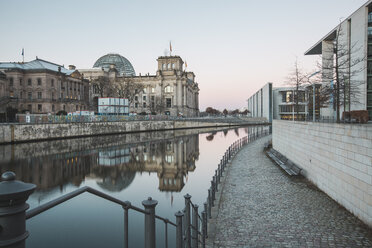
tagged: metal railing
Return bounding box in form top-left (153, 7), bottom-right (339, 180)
top-left (9, 114), bottom-right (267, 125)
top-left (0, 128), bottom-right (271, 248)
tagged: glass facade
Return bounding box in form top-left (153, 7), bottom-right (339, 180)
top-left (93, 53), bottom-right (136, 76)
top-left (368, 7), bottom-right (372, 120)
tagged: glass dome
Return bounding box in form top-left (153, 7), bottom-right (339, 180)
top-left (93, 53), bottom-right (136, 76)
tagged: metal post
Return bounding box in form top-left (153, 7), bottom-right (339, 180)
top-left (192, 204), bottom-right (199, 248)
top-left (313, 83), bottom-right (316, 122)
top-left (184, 194), bottom-right (192, 248)
top-left (203, 203), bottom-right (208, 235)
top-left (175, 211), bottom-right (184, 248)
top-left (0, 172), bottom-right (35, 248)
top-left (202, 211), bottom-right (207, 248)
top-left (207, 189), bottom-right (212, 218)
top-left (142, 197), bottom-right (158, 248)
top-left (164, 220), bottom-right (168, 248)
top-left (123, 201), bottom-right (131, 248)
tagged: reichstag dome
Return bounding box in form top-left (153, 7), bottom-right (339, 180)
top-left (93, 53), bottom-right (136, 76)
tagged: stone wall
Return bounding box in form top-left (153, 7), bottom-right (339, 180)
top-left (273, 120), bottom-right (372, 227)
top-left (0, 120), bottom-right (255, 144)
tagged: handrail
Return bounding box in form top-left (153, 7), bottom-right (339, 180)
top-left (26, 186), bottom-right (176, 227)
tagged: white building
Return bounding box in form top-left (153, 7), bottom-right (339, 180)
top-left (247, 82), bottom-right (273, 122)
top-left (305, 0), bottom-right (372, 120)
top-left (247, 83), bottom-right (308, 122)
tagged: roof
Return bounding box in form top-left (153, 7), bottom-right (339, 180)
top-left (93, 53), bottom-right (135, 76)
top-left (0, 58), bottom-right (75, 75)
top-left (305, 0), bottom-right (372, 55)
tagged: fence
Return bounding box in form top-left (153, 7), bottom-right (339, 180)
top-left (0, 128), bottom-right (270, 248)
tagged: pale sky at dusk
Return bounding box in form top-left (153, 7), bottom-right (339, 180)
top-left (0, 0), bottom-right (367, 111)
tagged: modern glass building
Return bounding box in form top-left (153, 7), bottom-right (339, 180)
top-left (305, 0), bottom-right (372, 120)
top-left (93, 53), bottom-right (136, 76)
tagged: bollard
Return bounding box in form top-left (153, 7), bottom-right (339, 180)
top-left (192, 204), bottom-right (199, 248)
top-left (175, 211), bottom-right (184, 248)
top-left (123, 201), bottom-right (131, 248)
top-left (0, 172), bottom-right (36, 248)
top-left (203, 202), bottom-right (208, 235)
top-left (202, 211), bottom-right (206, 248)
top-left (213, 175), bottom-right (218, 193)
top-left (142, 197), bottom-right (158, 248)
top-left (184, 194), bottom-right (192, 248)
top-left (207, 189), bottom-right (212, 218)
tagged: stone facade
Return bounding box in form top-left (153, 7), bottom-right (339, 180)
top-left (273, 120), bottom-right (372, 227)
top-left (80, 55), bottom-right (200, 117)
top-left (0, 59), bottom-right (90, 115)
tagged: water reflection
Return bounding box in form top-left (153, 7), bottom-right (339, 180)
top-left (0, 132), bottom-right (200, 194)
top-left (0, 125), bottom-right (270, 248)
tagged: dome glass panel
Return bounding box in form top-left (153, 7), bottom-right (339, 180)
top-left (93, 53), bottom-right (136, 76)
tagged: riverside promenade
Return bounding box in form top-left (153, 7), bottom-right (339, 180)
top-left (207, 136), bottom-right (372, 247)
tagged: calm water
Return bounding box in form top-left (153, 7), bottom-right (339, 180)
top-left (0, 125), bottom-right (268, 248)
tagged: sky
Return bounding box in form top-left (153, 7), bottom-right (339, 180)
top-left (0, 0), bottom-right (368, 111)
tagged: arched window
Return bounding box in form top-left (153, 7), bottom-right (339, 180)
top-left (172, 63), bottom-right (175, 69)
top-left (162, 64), bottom-right (166, 70)
top-left (167, 63), bottom-right (171, 69)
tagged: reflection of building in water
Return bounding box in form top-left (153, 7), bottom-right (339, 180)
top-left (0, 134), bottom-right (199, 193)
top-left (0, 155), bottom-right (93, 190)
top-left (90, 134), bottom-right (199, 192)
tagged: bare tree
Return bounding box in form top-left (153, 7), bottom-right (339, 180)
top-left (286, 60), bottom-right (309, 120)
top-left (149, 95), bottom-right (165, 114)
top-left (114, 77), bottom-right (144, 106)
top-left (317, 23), bottom-right (365, 122)
top-left (91, 76), bottom-right (113, 97)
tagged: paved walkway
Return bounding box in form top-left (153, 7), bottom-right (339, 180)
top-left (207, 136), bottom-right (372, 248)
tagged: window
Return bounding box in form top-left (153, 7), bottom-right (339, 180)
top-left (164, 85), bottom-right (173, 93)
top-left (286, 92), bottom-right (293, 102)
top-left (135, 103), bottom-right (138, 108)
top-left (60, 93), bottom-right (63, 99)
top-left (28, 92), bottom-right (32, 100)
top-left (167, 63), bottom-right (171, 69)
top-left (9, 78), bottom-right (13, 87)
top-left (20, 92), bottom-right (23, 99)
top-left (162, 64), bottom-right (166, 70)
top-left (76, 105), bottom-right (78, 111)
top-left (143, 88), bottom-right (147, 94)
top-left (52, 93), bottom-right (55, 100)
top-left (51, 79), bottom-right (54, 87)
top-left (143, 95), bottom-right (147, 101)
top-left (172, 63), bottom-right (175, 69)
top-left (166, 98), bottom-right (171, 108)
top-left (27, 79), bottom-right (31, 86)
top-left (151, 87), bottom-right (155, 93)
top-left (63, 105), bottom-right (66, 111)
top-left (37, 78), bottom-right (41, 86)
top-left (19, 78), bottom-right (23, 86)
top-left (28, 104), bottom-right (32, 111)
top-left (52, 105), bottom-right (55, 112)
top-left (38, 104), bottom-right (42, 112)
top-left (143, 102), bottom-right (147, 108)
top-left (10, 91), bottom-right (14, 97)
top-left (135, 96), bottom-right (138, 101)
top-left (37, 92), bottom-right (42, 99)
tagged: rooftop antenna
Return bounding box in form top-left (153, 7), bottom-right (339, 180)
top-left (21, 48), bottom-right (24, 63)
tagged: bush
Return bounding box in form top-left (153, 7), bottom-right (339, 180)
top-left (56, 110), bottom-right (67, 116)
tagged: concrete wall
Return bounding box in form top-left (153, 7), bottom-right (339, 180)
top-left (247, 82), bottom-right (272, 122)
top-left (0, 120), bottom-right (258, 144)
top-left (273, 120), bottom-right (372, 227)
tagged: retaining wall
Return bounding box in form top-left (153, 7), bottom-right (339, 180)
top-left (0, 120), bottom-right (258, 144)
top-left (273, 120), bottom-right (372, 227)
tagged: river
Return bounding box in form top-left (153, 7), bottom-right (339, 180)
top-left (0, 125), bottom-right (269, 248)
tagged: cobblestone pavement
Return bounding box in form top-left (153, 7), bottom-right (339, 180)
top-left (209, 136), bottom-right (372, 248)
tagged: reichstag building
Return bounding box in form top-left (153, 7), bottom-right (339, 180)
top-left (80, 53), bottom-right (200, 117)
